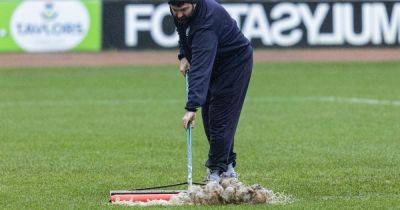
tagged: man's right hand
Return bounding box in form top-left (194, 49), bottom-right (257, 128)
top-left (182, 111), bottom-right (196, 129)
top-left (179, 57), bottom-right (190, 76)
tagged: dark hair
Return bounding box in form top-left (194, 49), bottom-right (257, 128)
top-left (169, 1), bottom-right (185, 7)
top-left (168, 0), bottom-right (198, 6)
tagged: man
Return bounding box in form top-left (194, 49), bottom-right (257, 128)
top-left (169, 0), bottom-right (253, 182)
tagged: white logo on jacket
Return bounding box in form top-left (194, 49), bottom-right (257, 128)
top-left (186, 27), bottom-right (190, 37)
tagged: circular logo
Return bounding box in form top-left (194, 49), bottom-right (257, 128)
top-left (10, 0), bottom-right (90, 52)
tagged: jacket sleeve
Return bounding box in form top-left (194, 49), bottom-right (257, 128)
top-left (185, 28), bottom-right (218, 111)
top-left (177, 28), bottom-right (187, 60)
top-left (178, 39), bottom-right (186, 60)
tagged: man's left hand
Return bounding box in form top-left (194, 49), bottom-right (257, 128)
top-left (182, 111), bottom-right (196, 129)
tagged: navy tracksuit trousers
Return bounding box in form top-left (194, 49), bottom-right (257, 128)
top-left (202, 50), bottom-right (253, 172)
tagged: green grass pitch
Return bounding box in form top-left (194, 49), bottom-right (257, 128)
top-left (1, 62), bottom-right (399, 209)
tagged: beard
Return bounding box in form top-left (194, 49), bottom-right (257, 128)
top-left (174, 15), bottom-right (192, 28)
top-left (176, 16), bottom-right (189, 25)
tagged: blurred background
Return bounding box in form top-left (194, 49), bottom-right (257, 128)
top-left (0, 0), bottom-right (399, 66)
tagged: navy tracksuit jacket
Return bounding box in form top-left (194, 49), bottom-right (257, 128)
top-left (175, 0), bottom-right (253, 172)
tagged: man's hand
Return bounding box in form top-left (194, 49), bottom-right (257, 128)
top-left (182, 111), bottom-right (196, 129)
top-left (179, 58), bottom-right (190, 76)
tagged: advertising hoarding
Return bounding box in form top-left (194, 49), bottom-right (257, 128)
top-left (0, 0), bottom-right (101, 52)
top-left (103, 0), bottom-right (400, 49)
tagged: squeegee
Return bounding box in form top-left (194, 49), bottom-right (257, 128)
top-left (110, 73), bottom-right (196, 203)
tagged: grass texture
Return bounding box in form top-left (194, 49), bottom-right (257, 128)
top-left (1, 62), bottom-right (399, 209)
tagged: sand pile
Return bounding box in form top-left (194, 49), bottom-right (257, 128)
top-left (113, 178), bottom-right (293, 206)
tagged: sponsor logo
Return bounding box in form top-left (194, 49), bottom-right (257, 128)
top-left (10, 0), bottom-right (90, 52)
top-left (41, 2), bottom-right (58, 21)
top-left (125, 4), bottom-right (178, 47)
top-left (225, 2), bottom-right (400, 46)
top-left (124, 2), bottom-right (400, 47)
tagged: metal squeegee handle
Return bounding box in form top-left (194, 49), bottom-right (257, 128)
top-left (185, 73), bottom-right (193, 188)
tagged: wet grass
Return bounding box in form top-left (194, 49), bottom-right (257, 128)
top-left (1, 62), bottom-right (399, 209)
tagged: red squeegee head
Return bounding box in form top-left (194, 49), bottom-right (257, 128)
top-left (109, 190), bottom-right (182, 203)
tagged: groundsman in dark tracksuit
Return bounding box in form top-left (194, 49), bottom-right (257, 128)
top-left (169, 0), bottom-right (253, 182)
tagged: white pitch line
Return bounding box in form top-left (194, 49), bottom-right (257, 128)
top-left (0, 98), bottom-right (181, 107)
top-left (248, 96), bottom-right (400, 107)
top-left (0, 96), bottom-right (399, 107)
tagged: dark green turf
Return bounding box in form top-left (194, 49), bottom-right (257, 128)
top-left (1, 62), bottom-right (399, 209)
